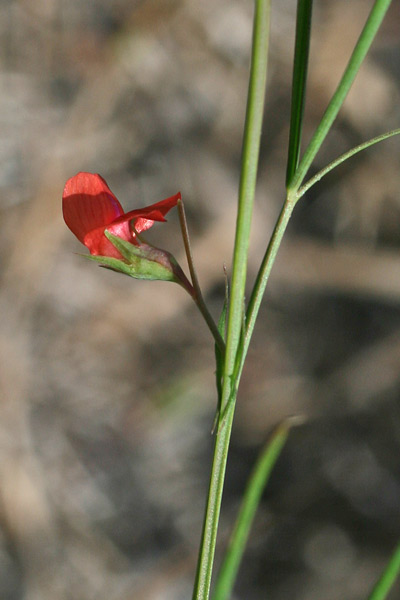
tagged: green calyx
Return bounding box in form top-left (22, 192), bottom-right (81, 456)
top-left (82, 230), bottom-right (192, 290)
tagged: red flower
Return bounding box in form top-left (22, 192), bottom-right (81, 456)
top-left (62, 172), bottom-right (180, 259)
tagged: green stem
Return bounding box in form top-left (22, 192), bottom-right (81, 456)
top-left (224, 0), bottom-right (271, 383)
top-left (288, 0), bottom-right (393, 192)
top-left (191, 1), bottom-right (271, 598)
top-left (240, 0), bottom-right (395, 371)
top-left (286, 0), bottom-right (313, 185)
top-left (177, 198), bottom-right (226, 355)
top-left (212, 420), bottom-right (294, 600)
top-left (367, 542), bottom-right (400, 600)
top-left (244, 194), bottom-right (295, 362)
top-left (216, 195), bottom-right (296, 430)
top-left (192, 401), bottom-right (236, 600)
top-left (297, 128), bottom-right (400, 199)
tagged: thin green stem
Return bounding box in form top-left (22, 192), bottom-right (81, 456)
top-left (297, 128), bottom-right (400, 199)
top-left (286, 0), bottom-right (313, 185)
top-left (240, 0), bottom-right (394, 371)
top-left (367, 542), bottom-right (400, 600)
top-left (212, 420), bottom-right (295, 600)
top-left (244, 194), bottom-right (295, 362)
top-left (177, 198), bottom-right (225, 355)
top-left (191, 1), bottom-right (271, 598)
top-left (216, 195), bottom-right (297, 431)
top-left (288, 0), bottom-right (393, 193)
top-left (223, 0), bottom-right (271, 383)
top-left (192, 401), bottom-right (236, 600)
top-left (189, 128), bottom-right (400, 383)
top-left (239, 129), bottom-right (400, 384)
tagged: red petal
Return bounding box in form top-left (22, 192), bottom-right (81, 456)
top-left (139, 191), bottom-right (181, 218)
top-left (111, 192), bottom-right (181, 234)
top-left (83, 221), bottom-right (133, 258)
top-left (129, 191), bottom-right (181, 222)
top-left (62, 172), bottom-right (124, 244)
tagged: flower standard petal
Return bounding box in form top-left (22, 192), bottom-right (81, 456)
top-left (62, 172), bottom-right (124, 244)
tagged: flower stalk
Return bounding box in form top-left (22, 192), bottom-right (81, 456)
top-left (177, 198), bottom-right (226, 356)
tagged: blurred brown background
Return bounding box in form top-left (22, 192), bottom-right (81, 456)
top-left (1, 1), bottom-right (400, 599)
